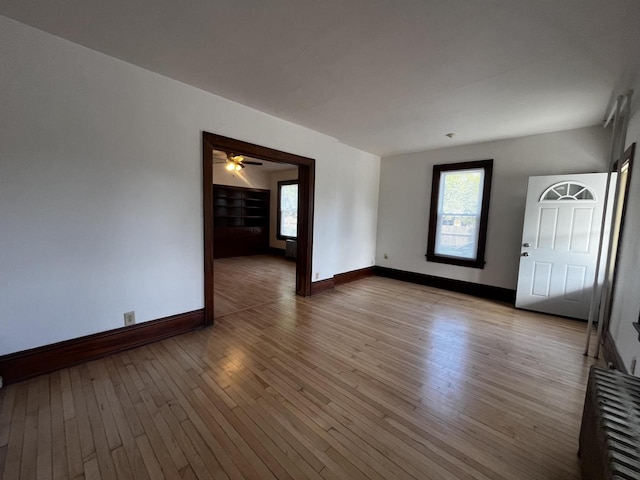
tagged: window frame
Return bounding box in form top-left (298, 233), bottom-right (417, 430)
top-left (277, 179), bottom-right (299, 240)
top-left (426, 159), bottom-right (493, 269)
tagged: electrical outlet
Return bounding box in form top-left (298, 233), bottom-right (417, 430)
top-left (632, 357), bottom-right (637, 375)
top-left (315, 272), bottom-right (320, 280)
top-left (384, 253), bottom-right (388, 259)
top-left (124, 311), bottom-right (136, 326)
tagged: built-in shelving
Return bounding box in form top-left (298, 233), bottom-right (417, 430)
top-left (213, 184), bottom-right (270, 258)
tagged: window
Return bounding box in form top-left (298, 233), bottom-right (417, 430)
top-left (277, 180), bottom-right (298, 239)
top-left (426, 159), bottom-right (493, 268)
top-left (540, 181), bottom-right (595, 201)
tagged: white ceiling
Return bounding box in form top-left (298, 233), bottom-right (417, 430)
top-left (1, 0), bottom-right (639, 156)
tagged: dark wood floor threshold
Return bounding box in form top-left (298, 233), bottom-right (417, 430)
top-left (0, 309), bottom-right (205, 385)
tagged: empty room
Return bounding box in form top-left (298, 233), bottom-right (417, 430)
top-left (210, 150), bottom-right (300, 319)
top-left (1, 2), bottom-right (640, 479)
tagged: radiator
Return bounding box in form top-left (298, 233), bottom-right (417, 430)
top-left (285, 239), bottom-right (297, 260)
top-left (579, 366), bottom-right (640, 480)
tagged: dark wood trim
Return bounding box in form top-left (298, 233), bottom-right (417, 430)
top-left (601, 332), bottom-right (628, 374)
top-left (612, 142), bottom-right (635, 172)
top-left (605, 143), bottom-right (636, 333)
top-left (203, 133), bottom-right (315, 167)
top-left (212, 184), bottom-right (271, 194)
top-left (634, 322), bottom-right (640, 342)
top-left (212, 184), bottom-right (270, 258)
top-left (426, 159), bottom-right (494, 269)
top-left (0, 309), bottom-right (205, 385)
top-left (310, 266), bottom-right (376, 295)
top-left (297, 161), bottom-right (315, 297)
top-left (374, 266), bottom-right (516, 304)
top-left (267, 247), bottom-right (286, 257)
top-left (310, 278), bottom-right (335, 295)
top-left (203, 138), bottom-right (214, 325)
top-left (276, 179), bottom-right (299, 241)
top-left (203, 133), bottom-right (315, 316)
top-left (334, 266), bottom-right (375, 285)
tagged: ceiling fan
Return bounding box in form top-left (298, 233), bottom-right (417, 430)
top-left (213, 151), bottom-right (263, 171)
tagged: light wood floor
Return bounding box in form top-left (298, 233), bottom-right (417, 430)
top-left (0, 267), bottom-right (601, 479)
top-left (214, 255), bottom-right (296, 318)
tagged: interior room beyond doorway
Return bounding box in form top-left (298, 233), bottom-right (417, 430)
top-left (212, 150), bottom-right (299, 318)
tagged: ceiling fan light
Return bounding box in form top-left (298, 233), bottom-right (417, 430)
top-left (225, 162), bottom-right (235, 171)
top-left (235, 164), bottom-right (242, 171)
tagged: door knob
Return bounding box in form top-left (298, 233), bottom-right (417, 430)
top-left (521, 252), bottom-right (529, 257)
top-left (522, 243), bottom-right (530, 247)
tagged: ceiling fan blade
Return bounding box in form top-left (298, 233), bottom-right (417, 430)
top-left (227, 153), bottom-right (244, 162)
top-left (241, 161), bottom-right (263, 165)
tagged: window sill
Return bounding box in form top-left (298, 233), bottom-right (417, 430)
top-left (426, 254), bottom-right (485, 269)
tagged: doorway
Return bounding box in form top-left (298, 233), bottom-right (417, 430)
top-left (202, 132), bottom-right (315, 325)
top-left (211, 154), bottom-right (298, 317)
top-left (515, 173), bottom-right (610, 319)
top-left (603, 143), bottom-right (636, 332)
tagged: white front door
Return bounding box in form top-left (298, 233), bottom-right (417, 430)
top-left (515, 173), bottom-right (611, 320)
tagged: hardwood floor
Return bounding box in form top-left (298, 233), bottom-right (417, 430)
top-left (0, 274), bottom-right (601, 479)
top-left (214, 255), bottom-right (296, 318)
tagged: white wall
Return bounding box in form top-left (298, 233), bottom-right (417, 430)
top-left (212, 164), bottom-right (270, 190)
top-left (268, 169), bottom-right (298, 250)
top-left (333, 144), bottom-right (381, 273)
top-left (0, 16), bottom-right (380, 355)
top-left (376, 127), bottom-right (609, 289)
top-left (608, 110), bottom-right (640, 374)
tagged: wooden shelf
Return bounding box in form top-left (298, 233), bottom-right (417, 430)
top-left (213, 184), bottom-right (270, 258)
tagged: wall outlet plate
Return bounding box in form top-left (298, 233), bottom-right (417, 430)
top-left (124, 311), bottom-right (136, 326)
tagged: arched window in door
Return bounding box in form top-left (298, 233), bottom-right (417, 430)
top-left (540, 181), bottom-right (596, 201)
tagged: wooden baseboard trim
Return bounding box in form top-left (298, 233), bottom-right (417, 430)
top-left (267, 247), bottom-right (286, 257)
top-left (311, 278), bottom-right (335, 295)
top-left (0, 309), bottom-right (205, 385)
top-left (311, 266), bottom-right (376, 295)
top-left (334, 266), bottom-right (375, 286)
top-left (602, 333), bottom-right (627, 374)
top-left (374, 266), bottom-right (516, 304)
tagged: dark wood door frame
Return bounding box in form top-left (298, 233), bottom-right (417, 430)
top-left (603, 142), bottom-right (636, 336)
top-left (202, 132), bottom-right (315, 325)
